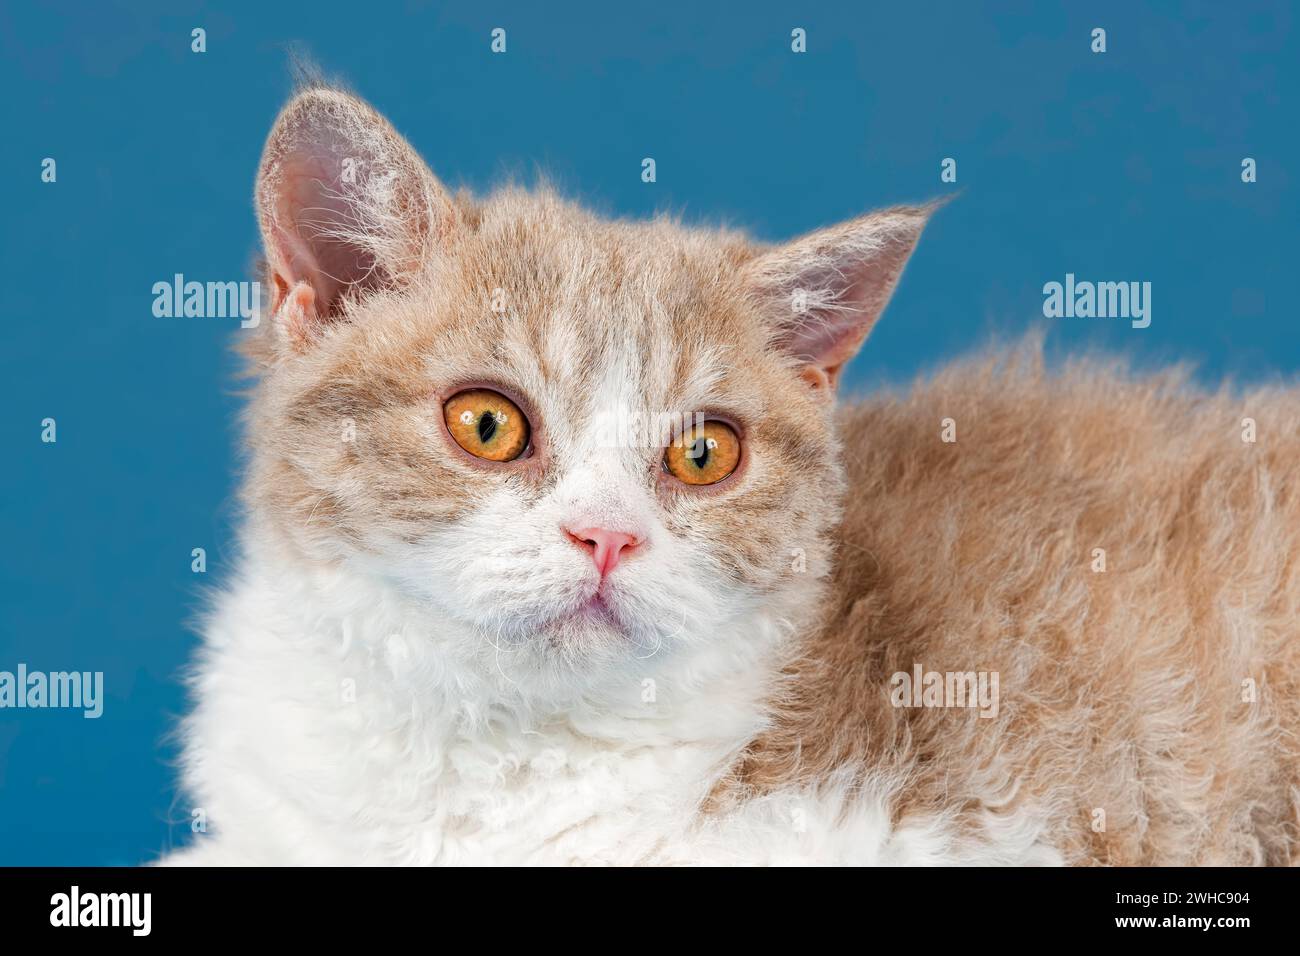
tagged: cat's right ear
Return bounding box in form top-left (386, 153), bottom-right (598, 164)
top-left (743, 203), bottom-right (938, 395)
top-left (255, 87), bottom-right (459, 349)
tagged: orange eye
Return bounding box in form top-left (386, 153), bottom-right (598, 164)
top-left (663, 420), bottom-right (741, 486)
top-left (444, 389), bottom-right (530, 462)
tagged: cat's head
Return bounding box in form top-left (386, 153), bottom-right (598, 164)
top-left (243, 86), bottom-right (932, 700)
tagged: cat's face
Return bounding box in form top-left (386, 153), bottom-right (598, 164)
top-left (244, 88), bottom-right (929, 697)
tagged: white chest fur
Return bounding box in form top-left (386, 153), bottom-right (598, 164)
top-left (171, 551), bottom-right (1055, 866)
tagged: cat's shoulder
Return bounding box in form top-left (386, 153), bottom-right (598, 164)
top-left (836, 347), bottom-right (1300, 529)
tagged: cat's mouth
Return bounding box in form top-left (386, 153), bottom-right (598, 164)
top-left (542, 589), bottom-right (624, 636)
top-left (571, 592), bottom-right (618, 623)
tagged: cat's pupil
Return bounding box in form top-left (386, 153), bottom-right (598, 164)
top-left (688, 437), bottom-right (709, 469)
top-left (477, 412), bottom-right (498, 443)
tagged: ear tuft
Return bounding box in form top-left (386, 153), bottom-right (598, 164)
top-left (255, 87), bottom-right (457, 345)
top-left (746, 201), bottom-right (941, 391)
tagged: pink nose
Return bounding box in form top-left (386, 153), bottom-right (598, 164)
top-left (565, 526), bottom-right (643, 577)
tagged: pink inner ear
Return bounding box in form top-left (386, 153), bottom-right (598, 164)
top-left (269, 159), bottom-right (381, 319)
top-left (781, 254), bottom-right (908, 374)
top-left (759, 205), bottom-right (934, 386)
top-left (255, 89), bottom-right (454, 333)
top-left (274, 280), bottom-right (321, 347)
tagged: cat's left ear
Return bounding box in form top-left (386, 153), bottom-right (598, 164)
top-left (256, 86), bottom-right (460, 349)
top-left (744, 203), bottom-right (938, 394)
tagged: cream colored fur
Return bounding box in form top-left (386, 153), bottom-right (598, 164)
top-left (166, 86), bottom-right (1300, 866)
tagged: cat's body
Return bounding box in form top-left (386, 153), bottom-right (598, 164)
top-left (169, 86), bottom-right (1300, 866)
top-left (731, 351), bottom-right (1300, 865)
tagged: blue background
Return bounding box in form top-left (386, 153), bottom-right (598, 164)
top-left (0, 1), bottom-right (1294, 864)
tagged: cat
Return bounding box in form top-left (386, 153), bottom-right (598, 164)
top-left (167, 83), bottom-right (1300, 866)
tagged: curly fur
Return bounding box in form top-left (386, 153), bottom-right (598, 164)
top-left (166, 86), bottom-right (1300, 866)
top-left (726, 344), bottom-right (1300, 865)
